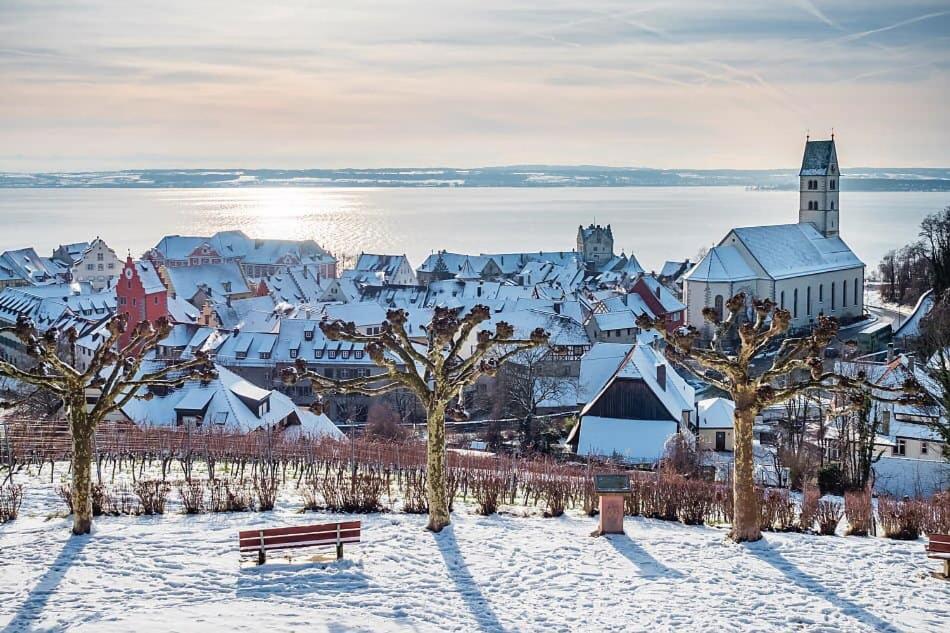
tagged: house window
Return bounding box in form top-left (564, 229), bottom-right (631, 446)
top-left (97, 252), bottom-right (104, 261)
top-left (259, 351), bottom-right (270, 359)
top-left (87, 264), bottom-right (94, 271)
top-left (830, 179), bottom-right (836, 190)
top-left (304, 330), bottom-right (314, 341)
top-left (893, 438), bottom-right (906, 457)
top-left (354, 350), bottom-right (364, 359)
top-left (314, 349), bottom-right (324, 359)
top-left (290, 348), bottom-right (298, 359)
top-left (236, 351), bottom-right (247, 360)
top-left (921, 441), bottom-right (928, 456)
top-left (328, 350), bottom-right (337, 359)
top-left (341, 350), bottom-right (350, 359)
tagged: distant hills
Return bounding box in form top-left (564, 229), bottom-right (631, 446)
top-left (1, 166), bottom-right (948, 190)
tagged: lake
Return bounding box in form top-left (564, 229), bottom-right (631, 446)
top-left (0, 187), bottom-right (945, 272)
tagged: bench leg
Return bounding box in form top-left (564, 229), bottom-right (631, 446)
top-left (944, 559), bottom-right (949, 579)
top-left (336, 543), bottom-right (343, 560)
top-left (258, 548), bottom-right (266, 565)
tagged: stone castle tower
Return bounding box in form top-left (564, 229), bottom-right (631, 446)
top-left (577, 224), bottom-right (614, 267)
top-left (798, 137), bottom-right (840, 237)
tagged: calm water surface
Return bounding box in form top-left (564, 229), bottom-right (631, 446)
top-left (0, 187), bottom-right (945, 271)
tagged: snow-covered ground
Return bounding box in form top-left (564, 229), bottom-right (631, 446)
top-left (2, 471), bottom-right (949, 632)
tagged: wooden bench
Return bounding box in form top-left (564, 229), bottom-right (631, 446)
top-left (926, 534), bottom-right (950, 578)
top-left (239, 521), bottom-right (361, 565)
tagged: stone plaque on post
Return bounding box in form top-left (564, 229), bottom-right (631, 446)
top-left (593, 474), bottom-right (630, 536)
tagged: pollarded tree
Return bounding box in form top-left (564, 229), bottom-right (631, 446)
top-left (637, 293), bottom-right (919, 542)
top-left (282, 305), bottom-right (549, 532)
top-left (0, 314), bottom-right (215, 535)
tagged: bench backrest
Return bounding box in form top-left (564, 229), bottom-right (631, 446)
top-left (928, 534), bottom-right (950, 553)
top-left (238, 521), bottom-right (361, 554)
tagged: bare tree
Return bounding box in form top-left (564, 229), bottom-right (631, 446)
top-left (775, 394), bottom-right (823, 490)
top-left (0, 315), bottom-right (214, 534)
top-left (282, 305), bottom-right (548, 532)
top-left (498, 345), bottom-right (574, 452)
top-left (637, 293), bottom-right (912, 542)
top-left (916, 290), bottom-right (950, 458)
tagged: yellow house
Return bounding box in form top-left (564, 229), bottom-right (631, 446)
top-left (696, 397), bottom-right (734, 452)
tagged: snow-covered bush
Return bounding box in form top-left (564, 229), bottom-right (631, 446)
top-left (799, 485), bottom-right (820, 532)
top-left (877, 496), bottom-right (923, 540)
top-left (135, 480), bottom-right (171, 515)
top-left (0, 484), bottom-right (23, 523)
top-left (844, 487), bottom-right (874, 536)
top-left (177, 480), bottom-right (205, 514)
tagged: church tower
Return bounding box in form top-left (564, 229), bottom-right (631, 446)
top-left (798, 137), bottom-right (840, 237)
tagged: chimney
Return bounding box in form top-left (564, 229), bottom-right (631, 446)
top-left (656, 364), bottom-right (666, 390)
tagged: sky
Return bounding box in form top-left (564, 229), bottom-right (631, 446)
top-left (1, 0), bottom-right (948, 171)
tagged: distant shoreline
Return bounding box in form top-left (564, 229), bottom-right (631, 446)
top-left (1, 167), bottom-right (948, 191)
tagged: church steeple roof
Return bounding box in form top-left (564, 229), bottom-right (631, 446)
top-left (799, 139), bottom-right (836, 176)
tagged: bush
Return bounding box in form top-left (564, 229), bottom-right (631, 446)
top-left (320, 467), bottom-right (385, 513)
top-left (135, 480), bottom-right (171, 515)
top-left (816, 499), bottom-right (842, 535)
top-left (922, 491), bottom-right (950, 535)
top-left (0, 484), bottom-right (23, 523)
top-left (844, 487), bottom-right (874, 536)
top-left (103, 483), bottom-right (143, 516)
top-left (877, 496), bottom-right (923, 540)
top-left (177, 480), bottom-right (205, 514)
top-left (209, 479), bottom-right (253, 513)
top-left (799, 485), bottom-right (820, 532)
top-left (817, 464), bottom-right (845, 496)
top-left (677, 480), bottom-right (715, 526)
top-left (759, 488), bottom-right (796, 532)
top-left (402, 468), bottom-right (428, 514)
top-left (254, 468), bottom-right (280, 512)
top-left (472, 472), bottom-right (505, 516)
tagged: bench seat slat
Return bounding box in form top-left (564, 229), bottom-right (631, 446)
top-left (927, 553), bottom-right (950, 560)
top-left (240, 528), bottom-right (361, 550)
top-left (240, 536), bottom-right (361, 553)
top-left (238, 521), bottom-right (360, 540)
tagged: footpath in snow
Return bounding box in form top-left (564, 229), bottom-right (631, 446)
top-left (2, 474), bottom-right (949, 632)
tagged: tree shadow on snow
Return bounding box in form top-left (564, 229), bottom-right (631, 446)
top-left (746, 542), bottom-right (899, 632)
top-left (2, 535), bottom-right (90, 633)
top-left (605, 534), bottom-right (684, 580)
top-left (235, 559), bottom-right (370, 600)
top-left (433, 526), bottom-right (506, 633)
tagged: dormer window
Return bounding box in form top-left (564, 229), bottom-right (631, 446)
top-left (290, 347), bottom-right (298, 359)
top-left (314, 349), bottom-right (324, 359)
top-left (304, 329), bottom-right (314, 341)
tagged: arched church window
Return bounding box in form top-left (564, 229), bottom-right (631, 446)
top-left (830, 201), bottom-right (835, 210)
top-left (806, 286), bottom-right (812, 315)
top-left (819, 284), bottom-right (824, 302)
top-left (793, 288), bottom-right (798, 318)
top-left (843, 280), bottom-right (848, 307)
top-left (831, 282), bottom-right (836, 310)
top-left (830, 180), bottom-right (836, 190)
top-left (780, 290), bottom-right (785, 309)
top-left (854, 278), bottom-right (859, 306)
top-left (714, 295), bottom-right (724, 321)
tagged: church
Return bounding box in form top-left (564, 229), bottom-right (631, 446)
top-left (683, 138), bottom-right (865, 337)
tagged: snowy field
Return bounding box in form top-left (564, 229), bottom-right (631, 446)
top-left (2, 471), bottom-right (949, 633)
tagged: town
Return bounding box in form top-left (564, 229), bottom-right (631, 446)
top-left (1, 138), bottom-right (949, 630)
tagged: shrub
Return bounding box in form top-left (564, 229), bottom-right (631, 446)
top-left (0, 484), bottom-right (23, 523)
top-left (922, 491), bottom-right (950, 535)
top-left (135, 480), bottom-right (171, 515)
top-left (254, 468), bottom-right (280, 512)
top-left (816, 499), bottom-right (843, 535)
top-left (209, 479), bottom-right (253, 513)
top-left (104, 483), bottom-right (143, 516)
top-left (299, 478), bottom-right (322, 511)
top-left (759, 488), bottom-right (796, 532)
top-left (472, 472), bottom-right (505, 516)
top-left (877, 496), bottom-right (923, 540)
top-left (320, 467), bottom-right (385, 513)
top-left (799, 485), bottom-right (820, 532)
top-left (817, 464), bottom-right (845, 496)
top-left (177, 480), bottom-right (205, 514)
top-left (402, 468), bottom-right (428, 514)
top-left (678, 480), bottom-right (715, 526)
top-left (844, 487), bottom-right (874, 536)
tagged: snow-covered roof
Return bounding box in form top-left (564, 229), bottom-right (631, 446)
top-left (593, 310), bottom-right (637, 331)
top-left (638, 275), bottom-right (686, 313)
top-left (697, 397), bottom-right (735, 429)
top-left (134, 260), bottom-right (166, 295)
top-left (164, 263), bottom-right (250, 304)
top-left (576, 416), bottom-right (676, 463)
top-left (577, 343), bottom-right (633, 405)
top-left (800, 139), bottom-right (836, 176)
top-left (684, 245), bottom-right (757, 282)
top-left (729, 223), bottom-right (863, 280)
top-left (282, 411), bottom-right (344, 440)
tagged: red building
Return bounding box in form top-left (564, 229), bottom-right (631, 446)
top-left (116, 256), bottom-right (169, 345)
top-left (629, 275), bottom-right (686, 333)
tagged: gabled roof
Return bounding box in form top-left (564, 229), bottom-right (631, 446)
top-left (684, 245), bottom-right (757, 282)
top-left (729, 223), bottom-right (863, 280)
top-left (638, 275), bottom-right (686, 313)
top-left (697, 397), bottom-right (735, 429)
top-left (800, 139), bottom-right (837, 176)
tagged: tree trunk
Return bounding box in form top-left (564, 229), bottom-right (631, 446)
top-left (425, 400), bottom-right (450, 532)
top-left (70, 407), bottom-right (95, 535)
top-left (731, 401), bottom-right (761, 543)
